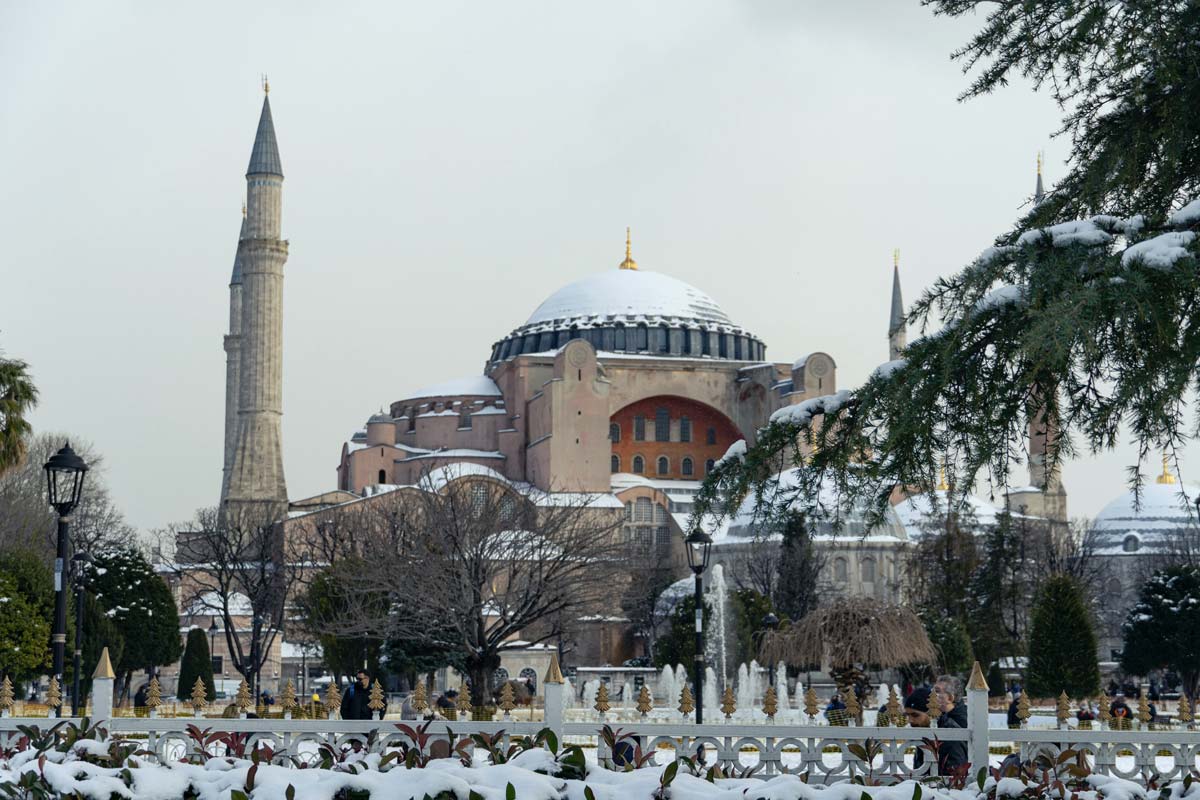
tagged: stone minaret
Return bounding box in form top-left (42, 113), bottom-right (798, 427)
top-left (887, 248), bottom-right (906, 361)
top-left (224, 86), bottom-right (289, 515)
top-left (219, 208), bottom-right (248, 504)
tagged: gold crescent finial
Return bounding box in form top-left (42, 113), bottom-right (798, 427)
top-left (262, 74), bottom-right (270, 95)
top-left (893, 248), bottom-right (900, 269)
top-left (619, 227), bottom-right (638, 270)
top-left (1037, 151), bottom-right (1043, 176)
top-left (1157, 452), bottom-right (1177, 485)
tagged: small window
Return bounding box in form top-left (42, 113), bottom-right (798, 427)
top-left (680, 417), bottom-right (691, 442)
top-left (1123, 535), bottom-right (1140, 553)
top-left (658, 324), bottom-right (670, 353)
top-left (459, 412), bottom-right (472, 429)
top-left (655, 408), bottom-right (670, 442)
top-left (615, 326), bottom-right (626, 350)
top-left (634, 416), bottom-right (646, 441)
top-left (470, 484), bottom-right (488, 514)
top-left (654, 503), bottom-right (667, 524)
top-left (636, 497), bottom-right (652, 522)
top-left (377, 469), bottom-right (387, 484)
top-left (834, 558), bottom-right (848, 582)
top-left (682, 457), bottom-right (694, 476)
top-left (611, 454), bottom-right (620, 473)
top-left (635, 325), bottom-right (649, 351)
top-left (211, 656), bottom-right (223, 674)
top-left (655, 527), bottom-right (671, 557)
top-left (609, 422), bottom-right (620, 442)
top-left (705, 459), bottom-right (715, 474)
top-left (657, 456), bottom-right (669, 475)
top-left (706, 427), bottom-right (717, 445)
top-left (633, 455), bottom-right (645, 474)
top-left (861, 557), bottom-right (876, 583)
top-left (625, 502), bottom-right (634, 520)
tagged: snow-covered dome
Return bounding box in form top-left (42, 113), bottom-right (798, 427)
top-left (1092, 471), bottom-right (1198, 556)
top-left (892, 489), bottom-right (1008, 541)
top-left (722, 469), bottom-right (908, 543)
top-left (490, 267), bottom-right (764, 364)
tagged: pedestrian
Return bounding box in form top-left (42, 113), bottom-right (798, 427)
top-left (339, 670), bottom-right (377, 720)
top-left (824, 692), bottom-right (848, 725)
top-left (1110, 694), bottom-right (1132, 730)
top-left (134, 683), bottom-right (149, 709)
top-left (904, 687), bottom-right (968, 774)
top-left (1006, 692), bottom-right (1021, 728)
top-left (932, 675), bottom-right (968, 728)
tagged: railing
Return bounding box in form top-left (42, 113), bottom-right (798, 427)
top-left (2, 671), bottom-right (1197, 785)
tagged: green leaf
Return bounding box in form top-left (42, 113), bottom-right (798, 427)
top-left (584, 788), bottom-right (596, 800)
top-left (506, 783), bottom-right (516, 800)
top-left (912, 783), bottom-right (922, 800)
top-left (662, 759), bottom-right (680, 786)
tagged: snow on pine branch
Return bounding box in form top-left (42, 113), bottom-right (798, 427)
top-left (1121, 232), bottom-right (1197, 270)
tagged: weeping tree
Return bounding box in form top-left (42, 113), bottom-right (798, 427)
top-left (695, 2), bottom-right (1200, 544)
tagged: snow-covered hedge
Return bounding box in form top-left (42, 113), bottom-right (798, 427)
top-left (0, 721), bottom-right (1185, 800)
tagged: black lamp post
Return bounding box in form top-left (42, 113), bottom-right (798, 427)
top-left (71, 551), bottom-right (89, 716)
top-left (209, 617), bottom-right (219, 674)
top-left (44, 442), bottom-right (88, 714)
top-left (684, 528), bottom-right (712, 725)
top-left (761, 612), bottom-right (779, 687)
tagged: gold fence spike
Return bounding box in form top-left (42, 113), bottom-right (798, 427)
top-left (368, 679), bottom-right (385, 712)
top-left (1017, 690), bottom-right (1031, 724)
top-left (1137, 693), bottom-right (1150, 726)
top-left (235, 680), bottom-right (253, 712)
top-left (280, 680), bottom-right (297, 711)
top-left (636, 685), bottom-right (653, 716)
top-left (763, 686), bottom-right (778, 718)
top-left (325, 681), bottom-right (341, 713)
top-left (0, 676), bottom-right (13, 712)
top-left (1098, 693), bottom-right (1111, 726)
top-left (47, 677), bottom-right (62, 710)
top-left (499, 681), bottom-right (516, 714)
top-left (1056, 691), bottom-right (1070, 725)
top-left (190, 677), bottom-right (209, 714)
top-left (456, 682), bottom-right (472, 715)
top-left (844, 686), bottom-right (861, 720)
top-left (678, 684), bottom-right (694, 716)
top-left (543, 653), bottom-right (564, 685)
top-left (966, 661), bottom-right (989, 692)
top-left (885, 686), bottom-right (901, 726)
top-left (805, 687), bottom-right (819, 719)
top-left (1178, 694), bottom-right (1193, 725)
top-left (721, 685), bottom-right (736, 719)
top-left (146, 676), bottom-right (162, 708)
top-left (413, 680), bottom-right (429, 714)
top-left (593, 683), bottom-right (610, 715)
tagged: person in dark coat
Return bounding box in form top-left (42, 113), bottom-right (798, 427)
top-left (340, 670), bottom-right (377, 720)
top-left (904, 687), bottom-right (968, 775)
top-left (1006, 693), bottom-right (1021, 727)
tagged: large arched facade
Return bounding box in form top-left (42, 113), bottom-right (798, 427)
top-left (609, 395), bottom-right (741, 480)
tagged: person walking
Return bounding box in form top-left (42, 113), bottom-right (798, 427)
top-left (904, 687), bottom-right (968, 774)
top-left (340, 670), bottom-right (377, 720)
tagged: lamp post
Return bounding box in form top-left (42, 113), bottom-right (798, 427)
top-left (71, 551), bottom-right (90, 716)
top-left (209, 617), bottom-right (219, 675)
top-left (684, 528), bottom-right (712, 725)
top-left (44, 442), bottom-right (88, 714)
top-left (761, 612), bottom-right (779, 687)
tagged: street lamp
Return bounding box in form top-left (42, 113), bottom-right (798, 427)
top-left (44, 442), bottom-right (88, 714)
top-left (684, 527), bottom-right (712, 725)
top-left (209, 617), bottom-right (219, 675)
top-left (761, 612), bottom-right (779, 687)
top-left (71, 551), bottom-right (89, 716)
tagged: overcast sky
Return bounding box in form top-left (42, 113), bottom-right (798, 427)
top-left (3, 1), bottom-right (1190, 532)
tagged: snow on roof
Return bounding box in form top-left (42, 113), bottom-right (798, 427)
top-left (401, 375), bottom-right (501, 401)
top-left (471, 406), bottom-right (508, 416)
top-left (185, 591), bottom-right (252, 616)
top-left (525, 269), bottom-right (733, 327)
top-left (892, 490), bottom-right (1008, 540)
top-left (1091, 479), bottom-right (1200, 553)
top-left (611, 473), bottom-right (705, 492)
top-left (404, 448), bottom-right (505, 461)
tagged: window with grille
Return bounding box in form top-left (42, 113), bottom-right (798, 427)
top-left (654, 503), bottom-right (666, 524)
top-left (635, 497), bottom-right (652, 522)
top-left (609, 422), bottom-right (620, 442)
top-left (655, 527), bottom-right (671, 557)
top-left (657, 456), bottom-right (669, 475)
top-left (634, 416), bottom-right (646, 441)
top-left (706, 427), bottom-right (716, 445)
top-left (470, 484), bottom-right (488, 515)
top-left (655, 408), bottom-right (669, 442)
top-left (682, 457), bottom-right (693, 476)
top-left (861, 557), bottom-right (876, 583)
top-left (625, 502), bottom-right (634, 521)
top-left (680, 417), bottom-right (691, 442)
top-left (459, 411), bottom-right (472, 429)
top-left (633, 455), bottom-right (644, 474)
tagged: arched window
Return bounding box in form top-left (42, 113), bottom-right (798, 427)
top-left (681, 457), bottom-right (694, 476)
top-left (614, 326), bottom-right (626, 350)
top-left (861, 557), bottom-right (876, 583)
top-left (1123, 534), bottom-right (1140, 553)
top-left (491, 667), bottom-right (510, 690)
top-left (632, 455), bottom-right (645, 474)
top-left (377, 469), bottom-right (387, 484)
top-left (634, 416), bottom-right (646, 441)
top-left (706, 427), bottom-right (717, 445)
top-left (705, 459), bottom-right (715, 474)
top-left (609, 422), bottom-right (620, 442)
top-left (658, 324), bottom-right (670, 353)
top-left (834, 558), bottom-right (848, 582)
top-left (680, 416), bottom-right (691, 442)
top-left (459, 411), bottom-right (472, 429)
top-left (611, 454), bottom-right (620, 473)
top-left (470, 484), bottom-right (488, 514)
top-left (655, 408), bottom-right (670, 442)
top-left (657, 456), bottom-right (669, 475)
top-left (635, 324), bottom-right (649, 351)
top-left (519, 667), bottom-right (538, 692)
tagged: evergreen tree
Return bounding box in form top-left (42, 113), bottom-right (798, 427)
top-left (89, 546), bottom-right (183, 693)
top-left (773, 512), bottom-right (822, 622)
top-left (731, 588), bottom-right (775, 667)
top-left (653, 594), bottom-right (710, 682)
top-left (1026, 575), bottom-right (1100, 698)
top-left (0, 572), bottom-right (49, 681)
top-left (177, 628), bottom-right (215, 702)
top-left (1121, 565), bottom-right (1200, 699)
top-left (921, 614), bottom-right (974, 675)
top-left (73, 591), bottom-right (125, 700)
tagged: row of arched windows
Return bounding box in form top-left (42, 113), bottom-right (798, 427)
top-left (610, 417), bottom-right (715, 444)
top-left (611, 454), bottom-right (715, 476)
top-left (832, 556), bottom-right (881, 583)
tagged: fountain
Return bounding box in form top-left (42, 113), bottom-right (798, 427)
top-left (704, 565), bottom-right (733, 687)
top-left (736, 663), bottom-right (752, 712)
top-left (581, 679), bottom-right (601, 711)
top-left (674, 664), bottom-right (687, 700)
top-left (703, 666), bottom-right (719, 719)
top-left (775, 663), bottom-right (789, 713)
top-left (562, 676), bottom-right (575, 709)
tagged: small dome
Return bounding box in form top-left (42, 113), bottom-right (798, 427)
top-left (1093, 480), bottom-right (1198, 555)
top-left (725, 469), bottom-right (908, 541)
top-left (367, 412), bottom-right (394, 424)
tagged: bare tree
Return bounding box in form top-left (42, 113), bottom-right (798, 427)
top-left (163, 504), bottom-right (307, 698)
top-left (325, 472), bottom-right (626, 706)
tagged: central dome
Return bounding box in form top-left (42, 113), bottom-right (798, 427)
top-left (524, 270), bottom-right (734, 327)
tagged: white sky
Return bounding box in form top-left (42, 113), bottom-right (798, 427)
top-left (3, 1), bottom-right (1191, 532)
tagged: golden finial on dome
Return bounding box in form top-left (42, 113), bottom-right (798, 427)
top-left (262, 74), bottom-right (270, 95)
top-left (893, 248), bottom-right (900, 269)
top-left (619, 227), bottom-right (638, 270)
top-left (1037, 151), bottom-right (1043, 176)
top-left (937, 463), bottom-right (949, 492)
top-left (1157, 452), bottom-right (1177, 485)
top-left (241, 201), bottom-right (247, 217)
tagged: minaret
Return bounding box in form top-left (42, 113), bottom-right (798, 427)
top-left (225, 81), bottom-right (289, 516)
top-left (888, 248), bottom-right (906, 361)
top-left (219, 206), bottom-right (248, 504)
top-left (1035, 151), bottom-right (1045, 204)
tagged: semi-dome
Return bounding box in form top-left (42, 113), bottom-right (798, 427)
top-left (489, 246), bottom-right (764, 364)
top-left (1092, 465), bottom-right (1198, 555)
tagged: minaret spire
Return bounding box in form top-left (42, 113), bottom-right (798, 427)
top-left (618, 227), bottom-right (638, 270)
top-left (1035, 151), bottom-right (1045, 205)
top-left (888, 248), bottom-right (906, 361)
top-left (225, 88), bottom-right (289, 517)
top-left (220, 207), bottom-right (249, 503)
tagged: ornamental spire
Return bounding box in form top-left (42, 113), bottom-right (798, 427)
top-left (888, 248), bottom-right (906, 360)
top-left (618, 227), bottom-right (638, 270)
top-left (247, 87), bottom-right (282, 177)
top-left (1035, 151), bottom-right (1045, 205)
top-left (1157, 452), bottom-right (1177, 485)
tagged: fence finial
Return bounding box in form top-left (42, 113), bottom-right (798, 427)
top-left (47, 677), bottom-right (62, 715)
top-left (1056, 691), bottom-right (1070, 726)
top-left (967, 661), bottom-right (988, 692)
top-left (280, 680), bottom-right (297, 713)
top-left (636, 685), bottom-right (653, 717)
top-left (1017, 690), bottom-right (1031, 727)
top-left (368, 679), bottom-right (385, 714)
top-left (190, 677), bottom-right (209, 714)
top-left (543, 652), bottom-right (564, 685)
top-left (324, 681), bottom-right (341, 714)
top-left (721, 685), bottom-right (737, 719)
top-left (93, 647), bottom-right (116, 680)
top-left (1098, 693), bottom-right (1111, 727)
top-left (0, 676), bottom-right (13, 715)
top-left (763, 685), bottom-right (778, 719)
top-left (1137, 694), bottom-right (1151, 727)
top-left (844, 685), bottom-right (861, 722)
top-left (805, 686), bottom-right (819, 720)
top-left (456, 682), bottom-right (472, 717)
top-left (678, 684), bottom-right (694, 716)
top-left (412, 680), bottom-right (428, 715)
top-left (1178, 694), bottom-right (1193, 726)
top-left (593, 683), bottom-right (610, 715)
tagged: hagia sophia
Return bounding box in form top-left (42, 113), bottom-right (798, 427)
top-left (159, 89), bottom-right (1199, 694)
